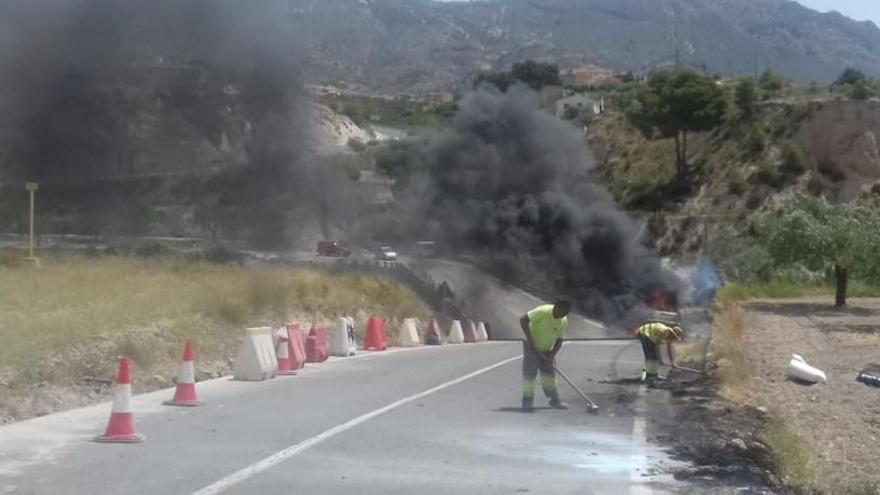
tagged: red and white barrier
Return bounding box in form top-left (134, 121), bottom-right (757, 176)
top-left (275, 330), bottom-right (298, 375)
top-left (94, 357), bottom-right (144, 443)
top-left (163, 342), bottom-right (204, 406)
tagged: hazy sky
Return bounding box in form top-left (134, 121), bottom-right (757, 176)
top-left (795, 0), bottom-right (880, 26)
top-left (436, 0), bottom-right (879, 28)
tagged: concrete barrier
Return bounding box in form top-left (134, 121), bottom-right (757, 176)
top-left (233, 327), bottom-right (277, 381)
top-left (448, 320), bottom-right (465, 344)
top-left (398, 318), bottom-right (421, 347)
top-left (476, 322), bottom-right (489, 342)
top-left (330, 317), bottom-right (357, 357)
top-left (463, 320), bottom-right (477, 343)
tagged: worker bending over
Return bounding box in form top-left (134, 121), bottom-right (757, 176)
top-left (519, 300), bottom-right (571, 412)
top-left (637, 321), bottom-right (683, 386)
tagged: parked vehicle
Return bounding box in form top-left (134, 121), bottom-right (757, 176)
top-left (375, 246), bottom-right (398, 261)
top-left (317, 240), bottom-right (351, 257)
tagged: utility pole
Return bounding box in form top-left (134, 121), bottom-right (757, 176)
top-left (25, 181), bottom-right (40, 267)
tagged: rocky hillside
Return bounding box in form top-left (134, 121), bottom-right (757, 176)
top-left (293, 0), bottom-right (880, 93)
top-left (588, 97), bottom-right (880, 254)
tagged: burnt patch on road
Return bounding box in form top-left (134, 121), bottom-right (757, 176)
top-left (648, 373), bottom-right (779, 493)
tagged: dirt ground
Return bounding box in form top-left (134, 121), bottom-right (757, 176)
top-left (740, 298), bottom-right (880, 493)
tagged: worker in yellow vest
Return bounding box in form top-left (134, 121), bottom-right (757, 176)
top-left (637, 321), bottom-right (683, 386)
top-left (519, 300), bottom-right (571, 412)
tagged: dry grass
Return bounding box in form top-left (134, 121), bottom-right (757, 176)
top-left (709, 287), bottom-right (751, 400)
top-left (0, 253), bottom-right (431, 418)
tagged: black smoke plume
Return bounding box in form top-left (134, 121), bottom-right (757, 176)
top-left (383, 86), bottom-right (679, 325)
top-left (0, 0), bottom-right (334, 248)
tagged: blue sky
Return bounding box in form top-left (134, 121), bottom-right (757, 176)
top-left (436, 0), bottom-right (879, 27)
top-left (796, 0), bottom-right (879, 26)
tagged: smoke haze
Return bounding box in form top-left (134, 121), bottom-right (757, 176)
top-left (385, 86), bottom-right (679, 324)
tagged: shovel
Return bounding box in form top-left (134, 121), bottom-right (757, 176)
top-left (554, 365), bottom-right (600, 414)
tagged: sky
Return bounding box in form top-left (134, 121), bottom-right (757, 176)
top-left (795, 0), bottom-right (880, 27)
top-left (436, 0), bottom-right (880, 27)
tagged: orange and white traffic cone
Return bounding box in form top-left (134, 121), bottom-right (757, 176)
top-left (276, 331), bottom-right (297, 375)
top-left (94, 357), bottom-right (144, 443)
top-left (163, 342), bottom-right (203, 407)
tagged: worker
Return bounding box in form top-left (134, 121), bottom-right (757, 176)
top-left (519, 300), bottom-right (571, 412)
top-left (637, 321), bottom-right (683, 386)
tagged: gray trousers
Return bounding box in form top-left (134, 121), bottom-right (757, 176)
top-left (522, 341), bottom-right (558, 398)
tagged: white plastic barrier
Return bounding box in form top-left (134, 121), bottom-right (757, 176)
top-left (398, 318), bottom-right (421, 347)
top-left (233, 327), bottom-right (278, 381)
top-left (448, 320), bottom-right (465, 344)
top-left (330, 317), bottom-right (357, 357)
top-left (786, 354), bottom-right (827, 384)
top-left (476, 322), bottom-right (489, 342)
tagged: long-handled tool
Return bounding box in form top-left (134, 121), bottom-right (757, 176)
top-left (675, 366), bottom-right (704, 375)
top-left (554, 365), bottom-right (600, 414)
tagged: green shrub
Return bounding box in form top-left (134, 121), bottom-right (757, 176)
top-left (746, 124), bottom-right (766, 155)
top-left (756, 160), bottom-right (782, 187)
top-left (728, 170), bottom-right (749, 196)
top-left (779, 140), bottom-right (809, 175)
top-left (850, 80), bottom-right (875, 101)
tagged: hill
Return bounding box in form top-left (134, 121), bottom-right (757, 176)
top-left (291, 0), bottom-right (880, 93)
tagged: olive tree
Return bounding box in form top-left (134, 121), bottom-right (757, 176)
top-left (763, 196), bottom-right (880, 307)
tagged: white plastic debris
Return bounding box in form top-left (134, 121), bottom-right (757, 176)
top-left (786, 354), bottom-right (827, 384)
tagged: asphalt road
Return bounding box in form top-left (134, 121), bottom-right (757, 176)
top-left (1, 341), bottom-right (684, 495)
top-left (0, 259), bottom-right (695, 495)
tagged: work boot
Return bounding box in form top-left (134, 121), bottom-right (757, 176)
top-left (521, 396), bottom-right (535, 413)
top-left (548, 394), bottom-right (568, 410)
top-left (646, 375), bottom-right (665, 388)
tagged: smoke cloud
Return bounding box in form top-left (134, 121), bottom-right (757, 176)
top-left (0, 0), bottom-right (342, 248)
top-left (383, 86), bottom-right (679, 325)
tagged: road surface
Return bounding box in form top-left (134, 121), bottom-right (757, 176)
top-left (0, 259), bottom-right (703, 495)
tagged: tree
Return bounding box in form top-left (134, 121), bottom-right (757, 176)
top-left (510, 60), bottom-right (561, 90)
top-left (759, 69), bottom-right (786, 93)
top-left (850, 80), bottom-right (875, 101)
top-left (735, 78), bottom-right (759, 119)
top-left (474, 60), bottom-right (561, 92)
top-left (627, 69), bottom-right (730, 177)
top-left (763, 196), bottom-right (880, 307)
top-left (834, 67), bottom-right (867, 87)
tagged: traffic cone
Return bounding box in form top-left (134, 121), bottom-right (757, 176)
top-left (425, 319), bottom-right (442, 345)
top-left (364, 316), bottom-right (387, 351)
top-left (163, 342), bottom-right (204, 406)
top-left (95, 357), bottom-right (144, 443)
top-left (275, 331), bottom-right (297, 375)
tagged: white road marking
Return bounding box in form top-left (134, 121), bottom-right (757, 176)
top-left (629, 384), bottom-right (653, 495)
top-left (191, 354), bottom-right (523, 495)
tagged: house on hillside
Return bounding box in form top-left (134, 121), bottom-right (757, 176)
top-left (555, 94), bottom-right (601, 120)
